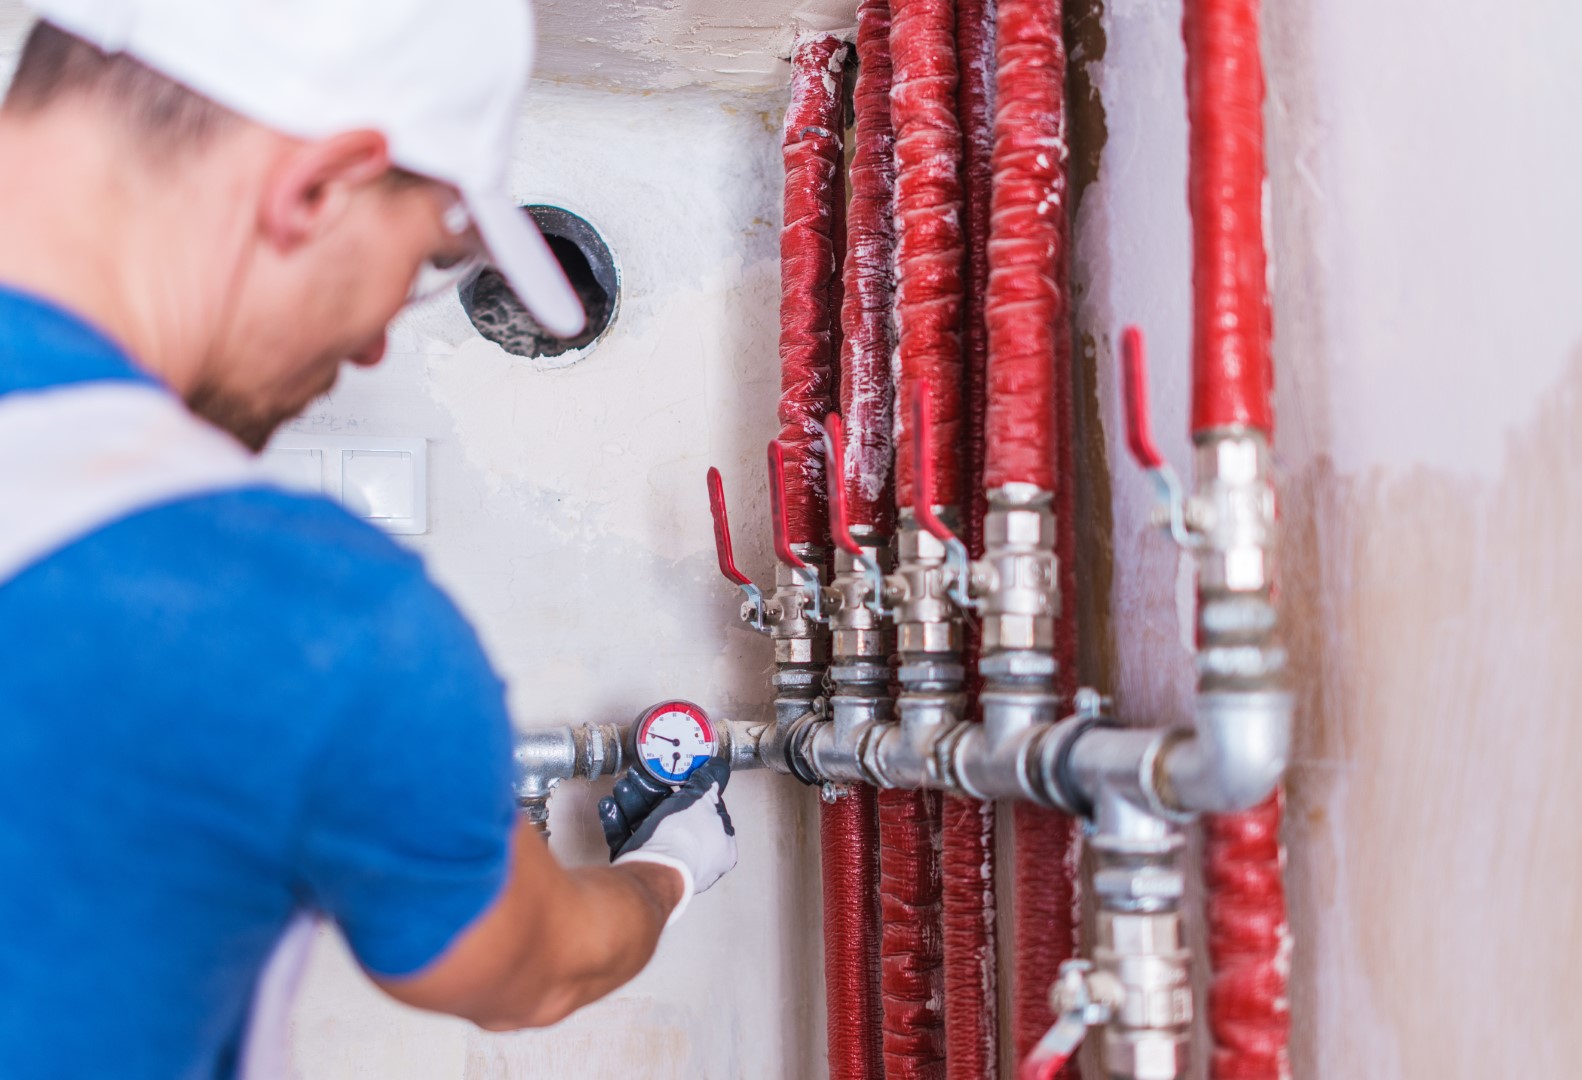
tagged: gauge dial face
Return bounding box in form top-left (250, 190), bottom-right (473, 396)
top-left (635, 701), bottom-right (717, 786)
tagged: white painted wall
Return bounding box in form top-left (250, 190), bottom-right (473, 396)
top-left (1076, 0), bottom-right (1582, 1076)
top-left (279, 82), bottom-right (829, 1079)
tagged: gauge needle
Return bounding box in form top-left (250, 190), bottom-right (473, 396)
top-left (653, 734), bottom-right (680, 746)
top-left (671, 751), bottom-right (681, 773)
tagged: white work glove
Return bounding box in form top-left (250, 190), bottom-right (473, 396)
top-left (597, 761), bottom-right (737, 924)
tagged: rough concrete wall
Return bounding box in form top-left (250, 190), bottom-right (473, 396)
top-left (1075, 0), bottom-right (1582, 1077)
top-left (281, 83), bottom-right (828, 1079)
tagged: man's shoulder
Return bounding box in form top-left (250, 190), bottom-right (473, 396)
top-left (23, 483), bottom-right (470, 666)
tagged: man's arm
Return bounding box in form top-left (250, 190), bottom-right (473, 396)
top-left (372, 761), bottom-right (737, 1029)
top-left (372, 820), bottom-right (684, 1030)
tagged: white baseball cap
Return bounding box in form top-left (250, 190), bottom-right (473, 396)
top-left (26, 0), bottom-right (587, 338)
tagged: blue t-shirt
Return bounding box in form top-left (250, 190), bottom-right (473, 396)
top-left (0, 289), bottom-right (518, 1079)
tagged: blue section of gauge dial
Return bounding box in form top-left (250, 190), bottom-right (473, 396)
top-left (634, 701), bottom-right (716, 786)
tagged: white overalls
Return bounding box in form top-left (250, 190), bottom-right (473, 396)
top-left (0, 379), bottom-right (317, 1079)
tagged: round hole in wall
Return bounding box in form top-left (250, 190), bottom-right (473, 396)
top-left (460, 205), bottom-right (619, 360)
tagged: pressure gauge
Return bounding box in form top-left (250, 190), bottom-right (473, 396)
top-left (634, 700), bottom-right (718, 787)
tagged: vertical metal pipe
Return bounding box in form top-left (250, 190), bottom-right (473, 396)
top-left (1184, 0), bottom-right (1289, 1075)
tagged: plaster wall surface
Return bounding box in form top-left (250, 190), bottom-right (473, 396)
top-left (273, 82), bottom-right (827, 1079)
top-left (1074, 0), bottom-right (1582, 1076)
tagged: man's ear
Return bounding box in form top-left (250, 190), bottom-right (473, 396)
top-left (259, 130), bottom-right (391, 251)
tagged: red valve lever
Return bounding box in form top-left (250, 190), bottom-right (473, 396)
top-left (766, 440), bottom-right (811, 569)
top-left (1121, 325), bottom-right (1165, 470)
top-left (822, 413), bottom-right (865, 558)
top-left (910, 380), bottom-right (958, 544)
top-left (706, 466), bottom-right (754, 588)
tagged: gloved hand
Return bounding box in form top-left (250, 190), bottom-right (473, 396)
top-left (597, 760), bottom-right (737, 924)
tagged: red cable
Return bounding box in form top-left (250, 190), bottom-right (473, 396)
top-left (823, 8), bottom-right (891, 1080)
top-left (880, 787), bottom-right (947, 1079)
top-left (890, 0), bottom-right (965, 510)
top-left (984, 0), bottom-right (1067, 493)
top-left (1185, 0), bottom-right (1273, 435)
top-left (779, 34), bottom-right (848, 546)
top-left (942, 0), bottom-right (999, 1077)
top-left (839, 0), bottom-right (899, 536)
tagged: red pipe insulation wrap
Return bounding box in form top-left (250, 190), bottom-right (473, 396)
top-left (889, 0), bottom-right (965, 510)
top-left (941, 0), bottom-right (999, 1078)
top-left (883, 0), bottom-right (962, 1074)
top-left (1205, 795), bottom-right (1290, 1080)
top-left (778, 34), bottom-right (848, 547)
top-left (879, 787), bottom-right (947, 1079)
top-left (981, 0), bottom-right (1082, 1064)
top-left (822, 7), bottom-right (892, 1080)
top-left (983, 0), bottom-right (1067, 494)
top-left (1187, 0), bottom-right (1289, 1075)
top-left (822, 789), bottom-right (886, 1080)
top-left (839, 0), bottom-right (899, 535)
top-left (1185, 0), bottom-right (1273, 435)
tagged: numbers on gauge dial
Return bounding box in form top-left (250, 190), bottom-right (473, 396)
top-left (636, 702), bottom-right (716, 785)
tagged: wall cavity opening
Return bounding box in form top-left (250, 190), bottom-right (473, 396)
top-left (461, 205), bottom-right (619, 360)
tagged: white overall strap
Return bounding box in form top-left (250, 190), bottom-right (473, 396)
top-left (0, 381), bottom-right (259, 585)
top-left (238, 914), bottom-right (319, 1080)
top-left (0, 381), bottom-right (318, 1079)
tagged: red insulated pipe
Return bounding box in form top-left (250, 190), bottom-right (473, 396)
top-left (1204, 795), bottom-right (1289, 1080)
top-left (982, 0), bottom-right (1082, 1066)
top-left (821, 7), bottom-right (891, 1080)
top-left (879, 786), bottom-right (947, 1079)
top-left (1186, 1), bottom-right (1289, 1075)
top-left (779, 34), bottom-right (848, 546)
top-left (889, 0), bottom-right (965, 511)
top-left (839, 0), bottom-right (899, 536)
top-left (883, 0), bottom-right (963, 1073)
top-left (941, 0), bottom-right (998, 1077)
top-left (983, 0), bottom-right (1066, 494)
top-left (1185, 0), bottom-right (1273, 435)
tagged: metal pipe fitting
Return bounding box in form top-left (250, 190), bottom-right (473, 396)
top-left (889, 516), bottom-right (962, 657)
top-left (1157, 689), bottom-right (1291, 814)
top-left (770, 547), bottom-right (829, 667)
top-left (1089, 788), bottom-right (1192, 1080)
top-left (952, 655), bottom-right (1060, 802)
top-left (977, 484), bottom-right (1058, 653)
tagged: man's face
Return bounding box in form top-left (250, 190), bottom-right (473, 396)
top-left (188, 174), bottom-right (479, 451)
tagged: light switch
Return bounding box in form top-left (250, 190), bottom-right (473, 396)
top-left (263, 434), bottom-right (428, 535)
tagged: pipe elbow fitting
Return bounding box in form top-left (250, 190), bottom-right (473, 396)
top-left (513, 727), bottom-right (580, 801)
top-left (1160, 689), bottom-right (1292, 814)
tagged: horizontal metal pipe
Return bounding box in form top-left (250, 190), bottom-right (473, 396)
top-left (509, 686), bottom-right (1287, 823)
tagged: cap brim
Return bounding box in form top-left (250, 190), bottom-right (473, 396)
top-left (464, 192), bottom-right (588, 339)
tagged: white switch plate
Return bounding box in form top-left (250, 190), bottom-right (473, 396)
top-left (260, 434), bottom-right (428, 535)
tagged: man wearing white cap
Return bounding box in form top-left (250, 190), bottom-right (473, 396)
top-left (0, 2), bottom-right (738, 1077)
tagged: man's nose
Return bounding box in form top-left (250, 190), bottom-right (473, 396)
top-left (348, 331), bottom-right (388, 368)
